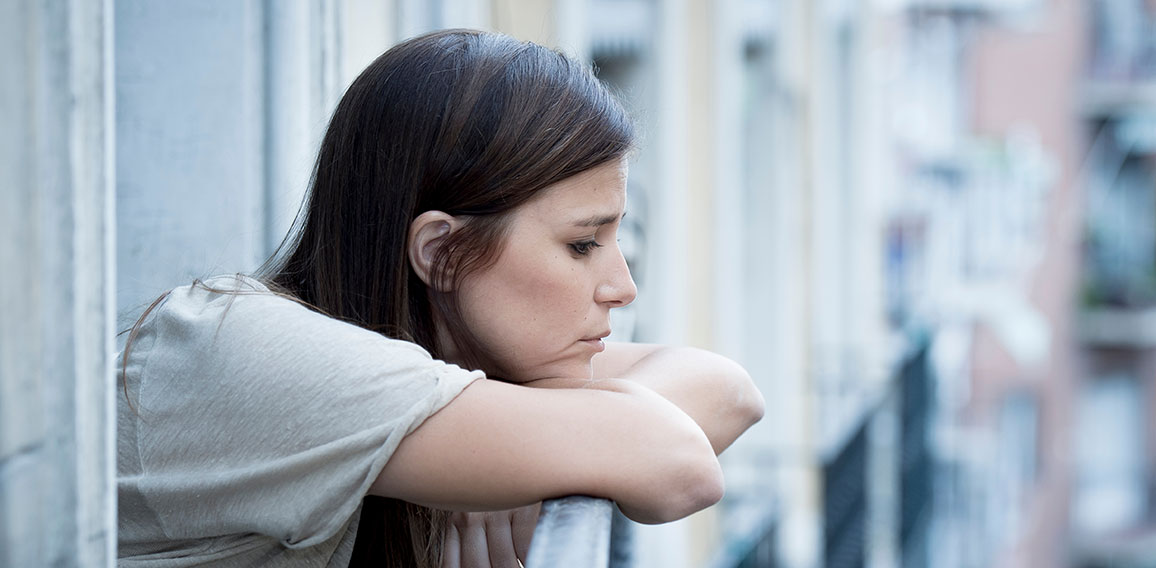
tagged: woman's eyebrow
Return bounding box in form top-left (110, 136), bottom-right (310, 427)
top-left (572, 211), bottom-right (627, 227)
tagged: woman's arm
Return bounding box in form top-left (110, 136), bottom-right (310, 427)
top-left (592, 343), bottom-right (765, 455)
top-left (369, 377), bottom-right (723, 524)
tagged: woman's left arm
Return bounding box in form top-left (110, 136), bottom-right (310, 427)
top-left (592, 343), bottom-right (765, 455)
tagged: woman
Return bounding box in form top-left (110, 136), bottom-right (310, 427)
top-left (117, 29), bottom-right (764, 567)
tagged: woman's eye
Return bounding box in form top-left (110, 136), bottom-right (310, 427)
top-left (569, 240), bottom-right (603, 256)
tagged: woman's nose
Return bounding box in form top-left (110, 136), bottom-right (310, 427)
top-left (596, 248), bottom-right (637, 307)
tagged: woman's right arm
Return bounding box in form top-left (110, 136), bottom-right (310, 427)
top-left (369, 377), bottom-right (723, 524)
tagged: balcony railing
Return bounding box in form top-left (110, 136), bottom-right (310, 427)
top-left (527, 340), bottom-right (933, 568)
top-left (527, 496), bottom-right (631, 568)
top-left (821, 337), bottom-right (934, 568)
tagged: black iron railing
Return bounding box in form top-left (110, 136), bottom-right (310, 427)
top-left (821, 337), bottom-right (934, 568)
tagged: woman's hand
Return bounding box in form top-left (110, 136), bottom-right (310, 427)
top-left (441, 503), bottom-right (541, 568)
top-left (592, 344), bottom-right (765, 454)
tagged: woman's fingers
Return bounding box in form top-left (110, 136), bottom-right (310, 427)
top-left (483, 512), bottom-right (519, 568)
top-left (441, 522), bottom-right (461, 568)
top-left (511, 503), bottom-right (541, 561)
top-left (443, 507), bottom-right (539, 568)
top-left (454, 512), bottom-right (492, 568)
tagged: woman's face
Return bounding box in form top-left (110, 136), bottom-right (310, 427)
top-left (455, 159), bottom-right (637, 382)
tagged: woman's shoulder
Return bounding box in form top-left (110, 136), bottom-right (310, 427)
top-left (130, 274), bottom-right (461, 389)
top-left (167, 273), bottom-right (278, 311)
top-left (143, 274), bottom-right (430, 359)
top-left (123, 273), bottom-right (481, 418)
top-left (141, 273), bottom-right (277, 323)
top-left (141, 275), bottom-right (297, 348)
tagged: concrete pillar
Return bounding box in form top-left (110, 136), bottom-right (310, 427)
top-left (114, 1), bottom-right (268, 317)
top-left (0, 0), bottom-right (116, 566)
top-left (682, 0), bottom-right (720, 352)
top-left (265, 0), bottom-right (343, 253)
top-left (115, 0), bottom-right (341, 317)
top-left (643, 0), bottom-right (691, 347)
top-left (774, 0), bottom-right (822, 565)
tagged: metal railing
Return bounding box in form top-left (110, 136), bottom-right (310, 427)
top-left (527, 496), bottom-right (632, 568)
top-left (820, 336), bottom-right (934, 568)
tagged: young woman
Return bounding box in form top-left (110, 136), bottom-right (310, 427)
top-left (117, 29), bottom-right (764, 567)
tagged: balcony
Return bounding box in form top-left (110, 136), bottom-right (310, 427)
top-left (1079, 306), bottom-right (1156, 348)
top-left (529, 340), bottom-right (934, 567)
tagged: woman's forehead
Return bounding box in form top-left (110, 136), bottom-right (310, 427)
top-left (522, 161), bottom-right (628, 220)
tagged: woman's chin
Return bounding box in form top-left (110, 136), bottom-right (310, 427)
top-left (505, 359), bottom-right (595, 384)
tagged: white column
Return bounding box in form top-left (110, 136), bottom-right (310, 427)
top-left (115, 0), bottom-right (267, 317)
top-left (629, 3), bottom-right (694, 567)
top-left (772, 0), bottom-right (822, 565)
top-left (340, 0), bottom-right (398, 88)
top-left (0, 0), bottom-right (116, 565)
top-left (711, 0), bottom-right (748, 363)
top-left (642, 0), bottom-right (690, 346)
top-left (265, 0), bottom-right (343, 254)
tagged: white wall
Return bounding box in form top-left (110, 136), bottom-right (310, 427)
top-left (0, 0), bottom-right (116, 566)
top-left (117, 0), bottom-right (267, 321)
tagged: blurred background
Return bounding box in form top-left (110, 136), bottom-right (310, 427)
top-left (4, 0), bottom-right (1156, 566)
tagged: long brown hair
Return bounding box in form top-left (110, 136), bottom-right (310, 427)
top-left (258, 29), bottom-right (634, 566)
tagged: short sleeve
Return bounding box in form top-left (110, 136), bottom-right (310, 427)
top-left (119, 276), bottom-right (483, 549)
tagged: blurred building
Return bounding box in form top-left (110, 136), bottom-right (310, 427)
top-left (882, 0), bottom-right (1156, 567)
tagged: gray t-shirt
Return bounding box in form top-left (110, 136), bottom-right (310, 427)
top-left (117, 276), bottom-right (483, 566)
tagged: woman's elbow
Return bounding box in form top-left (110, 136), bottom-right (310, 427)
top-left (639, 453), bottom-right (724, 524)
top-left (715, 355), bottom-right (766, 428)
top-left (677, 453), bottom-right (726, 518)
top-left (634, 424), bottom-right (726, 524)
top-left (715, 366), bottom-right (765, 453)
top-left (740, 374), bottom-right (766, 428)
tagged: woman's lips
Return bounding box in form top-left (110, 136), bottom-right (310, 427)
top-left (580, 331), bottom-right (610, 351)
top-left (579, 337), bottom-right (606, 352)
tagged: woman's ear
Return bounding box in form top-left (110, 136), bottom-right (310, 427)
top-left (408, 211), bottom-right (460, 291)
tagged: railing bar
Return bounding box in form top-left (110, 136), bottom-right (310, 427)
top-left (526, 496), bottom-right (614, 568)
